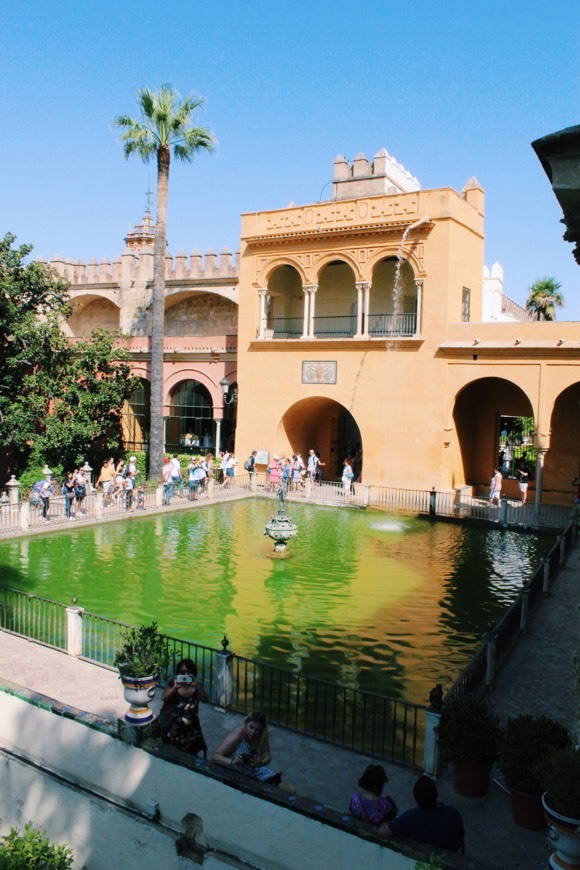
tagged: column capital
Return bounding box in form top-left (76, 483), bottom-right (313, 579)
top-left (303, 283), bottom-right (318, 294)
top-left (257, 287), bottom-right (268, 297)
top-left (355, 281), bottom-right (371, 291)
top-left (414, 278), bottom-right (424, 288)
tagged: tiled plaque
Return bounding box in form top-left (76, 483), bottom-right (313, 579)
top-left (302, 361), bottom-right (337, 385)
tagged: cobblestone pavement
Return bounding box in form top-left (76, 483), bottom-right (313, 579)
top-left (1, 541), bottom-right (578, 869)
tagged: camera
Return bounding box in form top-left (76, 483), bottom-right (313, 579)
top-left (176, 674), bottom-right (193, 684)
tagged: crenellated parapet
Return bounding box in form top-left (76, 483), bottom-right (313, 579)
top-left (44, 248), bottom-right (239, 287)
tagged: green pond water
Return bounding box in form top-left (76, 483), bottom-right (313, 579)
top-left (0, 500), bottom-right (553, 705)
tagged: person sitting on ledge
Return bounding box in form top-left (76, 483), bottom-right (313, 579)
top-left (377, 774), bottom-right (464, 853)
top-left (349, 764), bottom-right (398, 824)
top-left (212, 711), bottom-right (283, 785)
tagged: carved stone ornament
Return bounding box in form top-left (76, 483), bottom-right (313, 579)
top-left (302, 361), bottom-right (337, 384)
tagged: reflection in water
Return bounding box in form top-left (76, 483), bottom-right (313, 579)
top-left (0, 502), bottom-right (552, 704)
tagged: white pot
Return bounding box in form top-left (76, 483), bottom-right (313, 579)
top-left (119, 672), bottom-right (158, 725)
top-left (542, 792), bottom-right (580, 869)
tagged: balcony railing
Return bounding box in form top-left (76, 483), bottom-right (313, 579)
top-left (262, 313), bottom-right (417, 339)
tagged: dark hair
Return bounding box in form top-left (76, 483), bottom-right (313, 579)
top-left (358, 764), bottom-right (387, 793)
top-left (413, 774), bottom-right (438, 809)
top-left (245, 711), bottom-right (267, 729)
top-left (175, 658), bottom-right (197, 677)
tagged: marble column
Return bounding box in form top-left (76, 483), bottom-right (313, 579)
top-left (257, 288), bottom-right (267, 339)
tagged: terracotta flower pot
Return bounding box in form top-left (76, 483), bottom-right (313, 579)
top-left (452, 760), bottom-right (491, 797)
top-left (509, 787), bottom-right (546, 830)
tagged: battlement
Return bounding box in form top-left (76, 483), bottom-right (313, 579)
top-left (41, 248), bottom-right (240, 287)
top-left (332, 148), bottom-right (421, 201)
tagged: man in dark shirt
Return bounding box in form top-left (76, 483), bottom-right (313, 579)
top-left (378, 774), bottom-right (464, 852)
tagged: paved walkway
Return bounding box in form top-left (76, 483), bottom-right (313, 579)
top-left (0, 541), bottom-right (578, 869)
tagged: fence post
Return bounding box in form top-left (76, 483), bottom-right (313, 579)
top-left (6, 476), bottom-right (20, 506)
top-left (250, 474), bottom-right (258, 493)
top-left (484, 628), bottom-right (497, 688)
top-left (66, 606), bottom-right (84, 656)
top-left (429, 487), bottom-right (437, 516)
top-left (95, 491), bottom-right (104, 519)
top-left (542, 555), bottom-right (550, 595)
top-left (215, 636), bottom-right (234, 710)
top-left (423, 684), bottom-right (443, 775)
top-left (500, 495), bottom-right (508, 527)
top-left (155, 485), bottom-right (164, 508)
top-left (363, 484), bottom-right (370, 508)
top-left (519, 584), bottom-right (530, 632)
top-left (20, 501), bottom-right (30, 530)
top-left (304, 477), bottom-right (312, 500)
top-left (558, 535), bottom-right (565, 567)
top-left (206, 478), bottom-right (215, 501)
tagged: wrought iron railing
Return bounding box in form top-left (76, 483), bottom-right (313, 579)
top-left (261, 313), bottom-right (418, 339)
top-left (368, 313), bottom-right (417, 336)
top-left (0, 587), bottom-right (423, 766)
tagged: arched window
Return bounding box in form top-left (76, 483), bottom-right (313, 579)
top-left (166, 380), bottom-right (214, 451)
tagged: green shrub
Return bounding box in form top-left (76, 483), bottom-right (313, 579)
top-left (437, 693), bottom-right (503, 766)
top-left (0, 822), bottom-right (73, 869)
top-left (114, 621), bottom-right (170, 678)
top-left (534, 746), bottom-right (580, 817)
top-left (499, 714), bottom-right (571, 794)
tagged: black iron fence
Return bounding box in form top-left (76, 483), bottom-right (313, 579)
top-left (0, 587), bottom-right (423, 767)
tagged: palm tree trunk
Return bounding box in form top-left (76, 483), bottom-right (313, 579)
top-left (149, 145), bottom-right (170, 479)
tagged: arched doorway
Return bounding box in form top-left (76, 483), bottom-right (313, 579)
top-left (281, 397), bottom-right (363, 480)
top-left (122, 378), bottom-right (150, 451)
top-left (545, 382), bottom-right (580, 502)
top-left (167, 380), bottom-right (214, 453)
top-left (453, 377), bottom-right (534, 489)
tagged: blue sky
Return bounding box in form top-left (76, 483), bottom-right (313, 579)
top-left (2, 1), bottom-right (579, 317)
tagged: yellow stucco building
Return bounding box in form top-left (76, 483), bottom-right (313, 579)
top-left (51, 148), bottom-right (579, 504)
top-left (234, 150), bottom-right (579, 503)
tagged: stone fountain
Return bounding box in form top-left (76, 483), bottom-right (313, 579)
top-left (264, 485), bottom-right (298, 553)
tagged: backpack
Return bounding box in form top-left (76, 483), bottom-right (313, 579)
top-left (33, 481), bottom-right (44, 494)
top-left (243, 457), bottom-right (253, 471)
top-left (122, 466), bottom-right (130, 479)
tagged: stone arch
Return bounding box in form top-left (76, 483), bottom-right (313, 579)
top-left (261, 256), bottom-right (308, 286)
top-left (164, 291), bottom-right (238, 337)
top-left (313, 251), bottom-right (362, 282)
top-left (366, 246), bottom-right (423, 280)
top-left (452, 377), bottom-right (534, 488)
top-left (163, 368), bottom-right (223, 411)
top-left (277, 396), bottom-right (363, 480)
top-left (544, 381), bottom-right (580, 501)
top-left (67, 295), bottom-right (121, 337)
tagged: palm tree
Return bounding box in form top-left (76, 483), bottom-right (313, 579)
top-left (525, 277), bottom-right (565, 321)
top-left (114, 85), bottom-right (215, 479)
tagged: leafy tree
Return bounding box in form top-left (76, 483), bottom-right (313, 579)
top-left (114, 84), bottom-right (215, 479)
top-left (0, 233), bottom-right (136, 476)
top-left (525, 277), bottom-right (565, 321)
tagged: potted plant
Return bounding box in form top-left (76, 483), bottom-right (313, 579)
top-left (498, 714), bottom-right (571, 830)
top-left (437, 692), bottom-right (503, 797)
top-left (535, 747), bottom-right (580, 869)
top-left (114, 621), bottom-right (170, 725)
